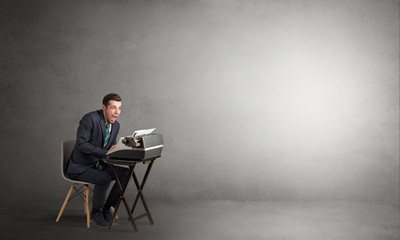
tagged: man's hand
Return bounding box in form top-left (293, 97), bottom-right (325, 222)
top-left (107, 145), bottom-right (117, 154)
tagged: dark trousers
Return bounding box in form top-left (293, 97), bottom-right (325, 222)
top-left (69, 165), bottom-right (130, 210)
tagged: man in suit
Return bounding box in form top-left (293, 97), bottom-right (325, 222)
top-left (67, 93), bottom-right (129, 227)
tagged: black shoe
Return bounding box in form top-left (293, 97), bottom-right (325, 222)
top-left (90, 211), bottom-right (109, 227)
top-left (103, 209), bottom-right (113, 223)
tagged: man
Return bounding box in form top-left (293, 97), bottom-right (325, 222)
top-left (67, 93), bottom-right (129, 227)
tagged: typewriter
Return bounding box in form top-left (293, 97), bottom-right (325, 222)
top-left (106, 128), bottom-right (163, 160)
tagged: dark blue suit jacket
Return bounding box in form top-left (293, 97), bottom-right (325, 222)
top-left (67, 110), bottom-right (120, 174)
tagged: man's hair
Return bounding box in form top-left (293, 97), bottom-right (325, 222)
top-left (102, 93), bottom-right (122, 107)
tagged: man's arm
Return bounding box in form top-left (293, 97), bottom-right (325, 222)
top-left (75, 115), bottom-right (107, 158)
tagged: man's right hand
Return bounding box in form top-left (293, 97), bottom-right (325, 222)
top-left (107, 145), bottom-right (117, 154)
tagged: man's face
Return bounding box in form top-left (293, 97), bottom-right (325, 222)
top-left (102, 100), bottom-right (122, 124)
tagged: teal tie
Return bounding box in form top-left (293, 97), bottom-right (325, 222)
top-left (103, 124), bottom-right (111, 148)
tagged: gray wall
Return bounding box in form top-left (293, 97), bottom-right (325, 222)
top-left (1, 0), bottom-right (399, 201)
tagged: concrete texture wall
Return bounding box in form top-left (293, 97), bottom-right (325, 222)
top-left (0, 0), bottom-right (399, 201)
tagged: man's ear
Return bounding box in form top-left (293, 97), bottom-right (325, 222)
top-left (102, 104), bottom-right (106, 111)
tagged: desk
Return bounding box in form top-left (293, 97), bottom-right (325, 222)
top-left (103, 157), bottom-right (159, 232)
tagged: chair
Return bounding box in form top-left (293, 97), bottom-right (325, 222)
top-left (56, 140), bottom-right (92, 228)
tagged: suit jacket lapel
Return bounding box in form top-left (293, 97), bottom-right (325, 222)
top-left (98, 110), bottom-right (106, 146)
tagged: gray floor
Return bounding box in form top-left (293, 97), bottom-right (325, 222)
top-left (1, 200), bottom-right (399, 240)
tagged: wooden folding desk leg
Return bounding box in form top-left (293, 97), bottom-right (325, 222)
top-left (131, 160), bottom-right (154, 224)
top-left (108, 164), bottom-right (138, 232)
top-left (56, 184), bottom-right (74, 222)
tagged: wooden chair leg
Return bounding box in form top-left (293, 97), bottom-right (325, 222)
top-left (111, 206), bottom-right (119, 219)
top-left (56, 184), bottom-right (74, 222)
top-left (84, 185), bottom-right (91, 228)
top-left (105, 194), bottom-right (119, 219)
